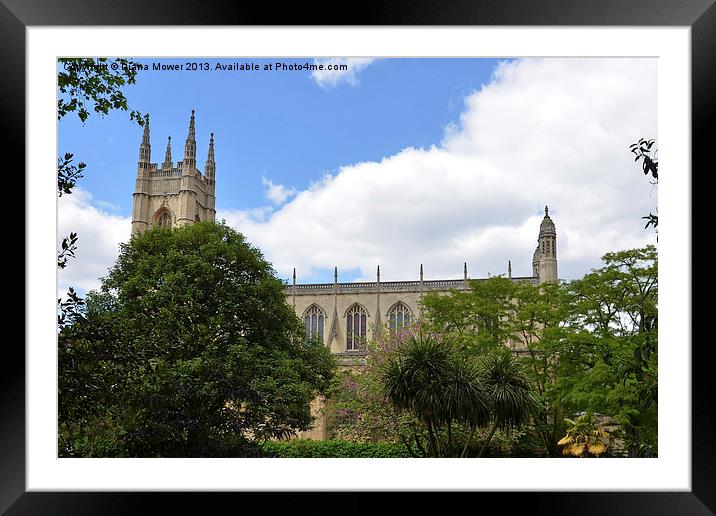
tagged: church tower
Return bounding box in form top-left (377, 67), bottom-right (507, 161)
top-left (131, 110), bottom-right (216, 235)
top-left (533, 206), bottom-right (558, 283)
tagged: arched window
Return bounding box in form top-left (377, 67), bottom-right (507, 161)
top-left (388, 302), bottom-right (412, 331)
top-left (303, 304), bottom-right (325, 343)
top-left (154, 209), bottom-right (173, 228)
top-left (345, 304), bottom-right (368, 351)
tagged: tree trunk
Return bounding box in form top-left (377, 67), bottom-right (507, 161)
top-left (477, 420), bottom-right (500, 458)
top-left (447, 421), bottom-right (454, 457)
top-left (461, 426), bottom-right (478, 457)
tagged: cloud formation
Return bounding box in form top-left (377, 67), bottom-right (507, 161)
top-left (223, 58), bottom-right (657, 283)
top-left (58, 188), bottom-right (131, 294)
top-left (310, 58), bottom-right (377, 88)
top-left (261, 177), bottom-right (297, 205)
top-left (59, 58), bottom-right (657, 293)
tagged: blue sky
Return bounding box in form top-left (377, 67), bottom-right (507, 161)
top-left (59, 58), bottom-right (501, 222)
top-left (58, 57), bottom-right (657, 294)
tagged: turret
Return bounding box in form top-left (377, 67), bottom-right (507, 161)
top-left (131, 114), bottom-right (152, 234)
top-left (536, 205), bottom-right (558, 283)
top-left (177, 110), bottom-right (198, 226)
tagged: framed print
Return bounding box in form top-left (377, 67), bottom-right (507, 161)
top-left (6, 0), bottom-right (714, 513)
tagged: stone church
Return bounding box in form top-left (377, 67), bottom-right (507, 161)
top-left (131, 111), bottom-right (558, 439)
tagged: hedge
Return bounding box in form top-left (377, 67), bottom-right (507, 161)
top-left (260, 439), bottom-right (411, 458)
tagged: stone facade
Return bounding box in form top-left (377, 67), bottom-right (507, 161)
top-left (289, 208), bottom-right (558, 439)
top-left (131, 111), bottom-right (216, 235)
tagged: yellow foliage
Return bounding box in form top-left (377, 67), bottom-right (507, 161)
top-left (557, 412), bottom-right (612, 458)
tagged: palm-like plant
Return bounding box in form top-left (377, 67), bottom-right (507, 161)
top-left (382, 332), bottom-right (490, 457)
top-left (383, 333), bottom-right (538, 457)
top-left (558, 412), bottom-right (611, 457)
top-left (477, 350), bottom-right (540, 457)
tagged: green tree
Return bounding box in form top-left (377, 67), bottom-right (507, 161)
top-left (476, 350), bottom-right (540, 457)
top-left (556, 245), bottom-right (657, 456)
top-left (511, 280), bottom-right (570, 456)
top-left (58, 222), bottom-right (336, 457)
top-left (421, 276), bottom-right (519, 353)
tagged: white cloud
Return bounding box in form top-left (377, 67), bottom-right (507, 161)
top-left (310, 58), bottom-right (377, 88)
top-left (222, 58), bottom-right (657, 283)
top-left (58, 188), bottom-right (131, 294)
top-left (60, 59), bottom-right (658, 292)
top-left (261, 177), bottom-right (297, 205)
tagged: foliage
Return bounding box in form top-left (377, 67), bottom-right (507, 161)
top-left (57, 153), bottom-right (87, 197)
top-left (327, 324), bottom-right (432, 455)
top-left (57, 57), bottom-right (145, 327)
top-left (511, 280), bottom-right (571, 456)
top-left (382, 331), bottom-right (492, 457)
top-left (57, 58), bottom-right (145, 124)
top-left (630, 138), bottom-right (658, 180)
top-left (260, 439), bottom-right (411, 458)
top-left (555, 246), bottom-right (658, 456)
top-left (630, 138), bottom-right (658, 230)
top-left (375, 328), bottom-right (538, 458)
top-left (57, 287), bottom-right (85, 329)
top-left (474, 350), bottom-right (540, 457)
top-left (57, 231), bottom-right (79, 269)
top-left (417, 248), bottom-right (657, 458)
top-left (558, 412), bottom-right (611, 457)
top-left (421, 276), bottom-right (519, 353)
top-left (58, 222), bottom-right (336, 457)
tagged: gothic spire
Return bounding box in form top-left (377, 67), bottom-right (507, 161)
top-left (138, 113), bottom-right (151, 163)
top-left (207, 132), bottom-right (215, 161)
top-left (205, 132), bottom-right (216, 182)
top-left (183, 110), bottom-right (196, 171)
top-left (187, 109), bottom-right (196, 141)
top-left (162, 136), bottom-right (172, 170)
top-left (142, 113), bottom-right (150, 144)
top-left (464, 262), bottom-right (468, 280)
top-left (508, 260), bottom-right (512, 279)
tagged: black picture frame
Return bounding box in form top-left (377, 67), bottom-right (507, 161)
top-left (6, 0), bottom-right (712, 513)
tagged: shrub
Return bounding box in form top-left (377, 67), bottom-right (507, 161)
top-left (260, 439), bottom-right (411, 458)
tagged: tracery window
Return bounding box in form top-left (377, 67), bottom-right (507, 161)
top-left (303, 305), bottom-right (325, 343)
top-left (388, 302), bottom-right (412, 331)
top-left (155, 209), bottom-right (173, 228)
top-left (346, 304), bottom-right (367, 351)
